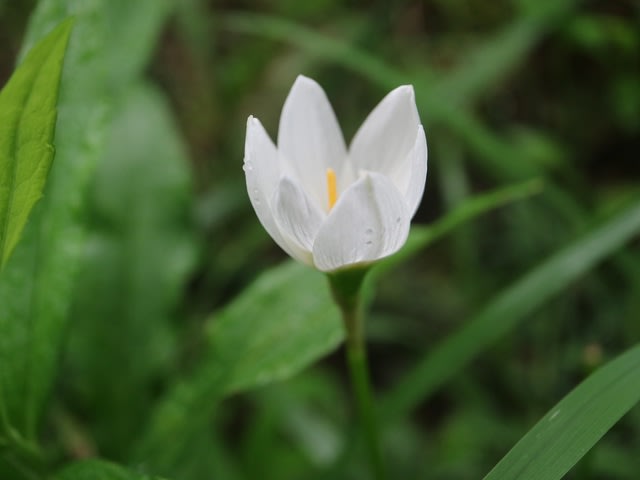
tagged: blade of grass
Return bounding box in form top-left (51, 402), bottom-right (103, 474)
top-left (484, 343), bottom-right (640, 480)
top-left (382, 198), bottom-right (640, 421)
top-left (221, 7), bottom-right (578, 180)
top-left (374, 178), bottom-right (543, 276)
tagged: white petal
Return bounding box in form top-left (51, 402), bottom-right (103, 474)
top-left (391, 125), bottom-right (428, 217)
top-left (245, 116), bottom-right (280, 199)
top-left (312, 173), bottom-right (410, 272)
top-left (244, 116), bottom-right (301, 259)
top-left (349, 85), bottom-right (420, 176)
top-left (278, 75), bottom-right (348, 210)
top-left (272, 177), bottom-right (325, 266)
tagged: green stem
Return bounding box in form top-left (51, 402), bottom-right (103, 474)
top-left (329, 270), bottom-right (385, 480)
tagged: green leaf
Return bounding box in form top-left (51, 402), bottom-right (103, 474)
top-left (382, 197), bottom-right (640, 422)
top-left (134, 180), bottom-right (539, 474)
top-left (0, 0), bottom-right (175, 446)
top-left (56, 459), bottom-right (166, 480)
top-left (0, 1), bottom-right (113, 443)
top-left (484, 344), bottom-right (640, 480)
top-left (0, 19), bottom-right (73, 270)
top-left (102, 0), bottom-right (174, 86)
top-left (134, 261), bottom-right (339, 474)
top-left (66, 82), bottom-right (196, 458)
top-left (211, 264), bottom-right (341, 395)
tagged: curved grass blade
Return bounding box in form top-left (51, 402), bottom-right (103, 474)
top-left (382, 198), bottom-right (640, 422)
top-left (221, 9), bottom-right (577, 180)
top-left (375, 179), bottom-right (543, 276)
top-left (484, 344), bottom-right (640, 480)
top-left (0, 19), bottom-right (73, 270)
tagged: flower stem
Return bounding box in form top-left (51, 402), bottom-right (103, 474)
top-left (329, 270), bottom-right (385, 480)
top-left (346, 327), bottom-right (385, 479)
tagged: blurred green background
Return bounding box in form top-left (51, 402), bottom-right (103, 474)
top-left (1, 0), bottom-right (639, 478)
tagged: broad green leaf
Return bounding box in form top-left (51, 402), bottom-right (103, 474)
top-left (56, 459), bottom-right (166, 480)
top-left (0, 19), bottom-right (72, 270)
top-left (0, 1), bottom-right (112, 444)
top-left (0, 0), bottom-right (175, 447)
top-left (134, 261), bottom-right (339, 474)
top-left (66, 82), bottom-right (196, 458)
top-left (134, 180), bottom-right (539, 474)
top-left (383, 197), bottom-right (640, 421)
top-left (484, 343), bottom-right (640, 480)
top-left (212, 264), bottom-right (340, 395)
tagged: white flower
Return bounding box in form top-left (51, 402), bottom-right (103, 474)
top-left (243, 75), bottom-right (428, 272)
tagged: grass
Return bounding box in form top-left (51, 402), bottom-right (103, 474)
top-left (0, 0), bottom-right (638, 478)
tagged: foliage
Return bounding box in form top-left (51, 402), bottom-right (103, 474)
top-left (0, 18), bottom-right (71, 270)
top-left (0, 0), bottom-right (638, 479)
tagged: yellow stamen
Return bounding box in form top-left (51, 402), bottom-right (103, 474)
top-left (327, 168), bottom-right (337, 210)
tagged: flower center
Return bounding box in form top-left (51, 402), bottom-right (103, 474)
top-left (326, 168), bottom-right (337, 211)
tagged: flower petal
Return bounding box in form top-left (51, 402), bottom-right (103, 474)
top-left (245, 116), bottom-right (280, 198)
top-left (392, 125), bottom-right (428, 217)
top-left (244, 116), bottom-right (304, 261)
top-left (278, 75), bottom-right (348, 211)
top-left (272, 176), bottom-right (325, 266)
top-left (349, 85), bottom-right (420, 176)
top-left (312, 172), bottom-right (410, 272)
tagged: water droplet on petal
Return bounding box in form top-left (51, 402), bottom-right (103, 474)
top-left (365, 228), bottom-right (374, 235)
top-left (251, 188), bottom-right (261, 205)
top-left (365, 240), bottom-right (373, 246)
top-left (396, 216), bottom-right (402, 224)
top-left (243, 162), bottom-right (253, 172)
